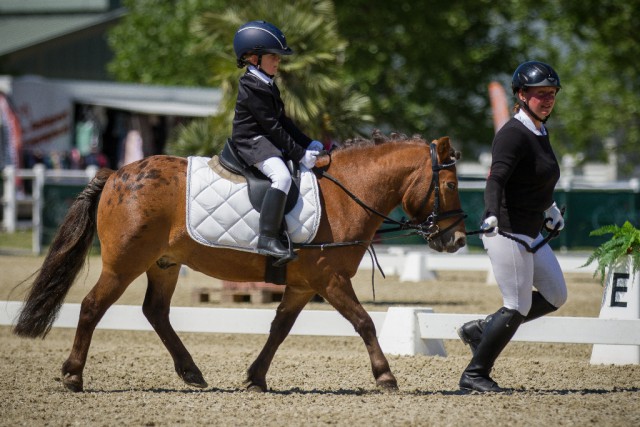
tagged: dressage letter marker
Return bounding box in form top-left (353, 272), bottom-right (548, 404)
top-left (591, 258), bottom-right (640, 365)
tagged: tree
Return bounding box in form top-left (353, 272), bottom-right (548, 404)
top-left (108, 0), bottom-right (639, 174)
top-left (334, 0), bottom-right (639, 174)
top-left (109, 0), bottom-right (371, 156)
top-left (108, 0), bottom-right (224, 86)
top-left (512, 0), bottom-right (640, 175)
top-left (334, 1), bottom-right (519, 156)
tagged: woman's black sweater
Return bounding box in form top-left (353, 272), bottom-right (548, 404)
top-left (484, 117), bottom-right (560, 238)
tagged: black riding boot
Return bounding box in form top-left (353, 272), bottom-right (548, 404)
top-left (457, 314), bottom-right (493, 355)
top-left (257, 188), bottom-right (297, 266)
top-left (523, 291), bottom-right (558, 321)
top-left (459, 307), bottom-right (524, 392)
top-left (458, 291), bottom-right (557, 354)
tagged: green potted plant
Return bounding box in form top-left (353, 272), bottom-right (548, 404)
top-left (582, 220), bottom-right (640, 284)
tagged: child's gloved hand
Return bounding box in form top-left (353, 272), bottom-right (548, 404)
top-left (300, 150), bottom-right (320, 169)
top-left (308, 140), bottom-right (324, 151)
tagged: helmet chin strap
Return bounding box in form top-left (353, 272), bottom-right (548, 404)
top-left (255, 54), bottom-right (275, 78)
top-left (518, 98), bottom-right (551, 124)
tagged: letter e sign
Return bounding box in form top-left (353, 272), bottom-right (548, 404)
top-left (610, 273), bottom-right (629, 308)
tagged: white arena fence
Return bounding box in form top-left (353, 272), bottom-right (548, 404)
top-left (1, 302), bottom-right (638, 365)
top-left (2, 164), bottom-right (98, 253)
top-left (2, 165), bottom-right (638, 364)
top-left (357, 246), bottom-right (592, 283)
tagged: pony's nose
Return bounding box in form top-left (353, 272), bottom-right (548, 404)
top-left (448, 231), bottom-right (466, 252)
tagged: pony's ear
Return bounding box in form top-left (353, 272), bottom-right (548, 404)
top-left (434, 136), bottom-right (451, 160)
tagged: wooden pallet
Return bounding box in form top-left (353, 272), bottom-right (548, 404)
top-left (192, 287), bottom-right (221, 304)
top-left (220, 281), bottom-right (285, 304)
top-left (193, 281), bottom-right (324, 304)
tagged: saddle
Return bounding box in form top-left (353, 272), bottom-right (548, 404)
top-left (218, 140), bottom-right (300, 214)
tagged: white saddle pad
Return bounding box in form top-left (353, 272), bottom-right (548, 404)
top-left (186, 156), bottom-right (321, 252)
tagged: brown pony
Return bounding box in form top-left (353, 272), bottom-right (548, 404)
top-left (13, 132), bottom-right (466, 392)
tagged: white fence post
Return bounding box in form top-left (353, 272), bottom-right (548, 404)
top-left (2, 165), bottom-right (16, 232)
top-left (85, 165), bottom-right (98, 180)
top-left (32, 164), bottom-right (45, 254)
top-left (378, 307), bottom-right (446, 356)
top-left (400, 252), bottom-right (436, 282)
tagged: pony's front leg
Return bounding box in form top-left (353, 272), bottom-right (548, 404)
top-left (323, 275), bottom-right (398, 390)
top-left (246, 287), bottom-right (314, 392)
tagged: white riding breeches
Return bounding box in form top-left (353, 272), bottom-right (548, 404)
top-left (255, 156), bottom-right (292, 193)
top-left (482, 232), bottom-right (568, 316)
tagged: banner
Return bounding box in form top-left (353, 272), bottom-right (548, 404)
top-left (11, 77), bottom-right (72, 154)
top-left (488, 81), bottom-right (510, 133)
top-left (0, 92), bottom-right (23, 168)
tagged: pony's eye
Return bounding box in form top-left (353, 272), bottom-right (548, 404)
top-left (446, 182), bottom-right (457, 191)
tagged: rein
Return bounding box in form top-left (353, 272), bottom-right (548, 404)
top-left (296, 142), bottom-right (467, 289)
top-left (310, 142), bottom-right (466, 245)
top-left (466, 211), bottom-right (565, 254)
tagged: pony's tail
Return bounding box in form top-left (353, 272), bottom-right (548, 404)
top-left (13, 168), bottom-right (115, 339)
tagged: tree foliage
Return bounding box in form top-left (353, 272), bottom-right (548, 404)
top-left (108, 0), bottom-right (223, 86)
top-left (334, 0), bottom-right (517, 153)
top-left (192, 0), bottom-right (372, 146)
top-left (108, 0), bottom-right (639, 174)
top-left (513, 0), bottom-right (640, 173)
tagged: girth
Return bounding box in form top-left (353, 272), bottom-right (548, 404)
top-left (218, 140), bottom-right (300, 214)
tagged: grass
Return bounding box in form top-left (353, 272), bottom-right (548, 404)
top-left (0, 229), bottom-right (33, 250)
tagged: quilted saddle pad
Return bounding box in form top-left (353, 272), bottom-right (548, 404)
top-left (186, 156), bottom-right (321, 252)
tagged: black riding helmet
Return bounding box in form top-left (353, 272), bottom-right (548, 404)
top-left (511, 61), bottom-right (561, 123)
top-left (233, 21), bottom-right (293, 68)
top-left (511, 61), bottom-right (561, 95)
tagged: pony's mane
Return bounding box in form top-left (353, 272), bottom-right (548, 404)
top-left (333, 129), bottom-right (427, 151)
top-left (333, 129), bottom-right (461, 160)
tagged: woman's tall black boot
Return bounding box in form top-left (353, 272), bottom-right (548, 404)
top-left (459, 307), bottom-right (524, 392)
top-left (257, 188), bottom-right (297, 266)
top-left (458, 291), bottom-right (557, 355)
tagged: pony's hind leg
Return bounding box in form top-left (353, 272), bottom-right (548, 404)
top-left (322, 275), bottom-right (398, 390)
top-left (61, 269), bottom-right (134, 392)
top-left (142, 262), bottom-right (207, 389)
top-left (246, 286), bottom-right (316, 392)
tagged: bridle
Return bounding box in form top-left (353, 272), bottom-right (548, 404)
top-left (314, 141), bottom-right (467, 244)
top-left (408, 142), bottom-right (467, 241)
top-left (300, 142), bottom-right (468, 293)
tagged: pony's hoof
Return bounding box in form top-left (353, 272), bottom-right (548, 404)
top-left (62, 374), bottom-right (83, 392)
top-left (376, 375), bottom-right (398, 391)
top-left (246, 382), bottom-right (267, 393)
top-left (376, 381), bottom-right (399, 392)
top-left (181, 370), bottom-right (208, 389)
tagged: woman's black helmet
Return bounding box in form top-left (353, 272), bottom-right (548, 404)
top-left (511, 61), bottom-right (561, 95)
top-left (233, 21), bottom-right (293, 63)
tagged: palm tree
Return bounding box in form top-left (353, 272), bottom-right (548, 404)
top-left (167, 0), bottom-right (371, 156)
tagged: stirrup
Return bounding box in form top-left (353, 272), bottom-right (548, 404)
top-left (272, 231), bottom-right (297, 267)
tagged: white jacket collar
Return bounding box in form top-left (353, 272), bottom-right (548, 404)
top-left (248, 65), bottom-right (273, 86)
top-left (514, 109), bottom-right (547, 136)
